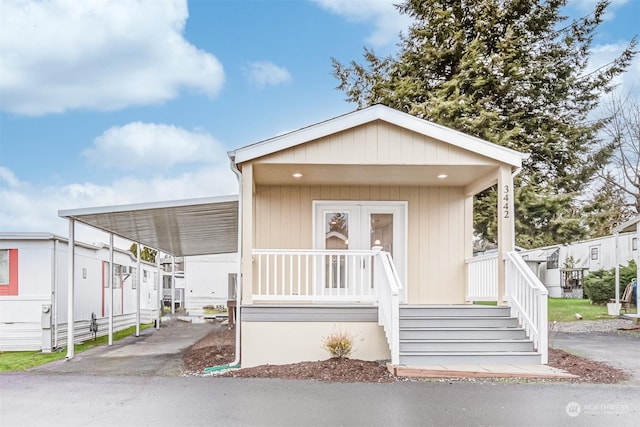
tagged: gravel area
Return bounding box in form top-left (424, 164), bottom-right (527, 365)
top-left (550, 318), bottom-right (637, 333)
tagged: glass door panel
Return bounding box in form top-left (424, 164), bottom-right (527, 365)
top-left (324, 212), bottom-right (349, 288)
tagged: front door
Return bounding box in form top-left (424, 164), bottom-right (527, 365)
top-left (314, 201), bottom-right (406, 297)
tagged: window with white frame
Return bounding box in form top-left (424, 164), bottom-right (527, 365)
top-left (143, 270), bottom-right (148, 282)
top-left (633, 238), bottom-right (638, 251)
top-left (590, 247), bottom-right (599, 260)
top-left (0, 250), bottom-right (8, 284)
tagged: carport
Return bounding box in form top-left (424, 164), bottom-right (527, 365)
top-left (58, 195), bottom-right (239, 359)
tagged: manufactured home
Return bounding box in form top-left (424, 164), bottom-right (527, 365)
top-left (60, 105), bottom-right (549, 368)
top-left (520, 230), bottom-right (638, 298)
top-left (0, 233), bottom-right (160, 352)
top-left (183, 253), bottom-right (239, 314)
top-left (230, 105), bottom-right (547, 367)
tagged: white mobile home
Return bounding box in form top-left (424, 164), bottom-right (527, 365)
top-left (184, 253), bottom-right (239, 313)
top-left (0, 233), bottom-right (160, 352)
top-left (520, 231), bottom-right (638, 297)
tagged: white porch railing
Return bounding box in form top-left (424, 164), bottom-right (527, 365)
top-left (252, 249), bottom-right (377, 302)
top-left (505, 251), bottom-right (549, 364)
top-left (373, 250), bottom-right (402, 365)
top-left (252, 249), bottom-right (402, 364)
top-left (467, 253), bottom-right (498, 301)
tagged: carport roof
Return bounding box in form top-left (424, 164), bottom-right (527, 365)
top-left (58, 195), bottom-right (238, 257)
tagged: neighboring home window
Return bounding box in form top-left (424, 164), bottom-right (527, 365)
top-left (143, 270), bottom-right (148, 282)
top-left (633, 238), bottom-right (638, 251)
top-left (103, 261), bottom-right (110, 288)
top-left (0, 249), bottom-right (19, 296)
top-left (590, 247), bottom-right (599, 260)
top-left (132, 268), bottom-right (137, 289)
top-left (546, 250), bottom-right (559, 270)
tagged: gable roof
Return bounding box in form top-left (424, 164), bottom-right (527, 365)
top-left (231, 104), bottom-right (526, 168)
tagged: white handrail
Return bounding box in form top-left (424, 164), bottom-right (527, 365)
top-left (505, 251), bottom-right (548, 364)
top-left (374, 250), bottom-right (402, 365)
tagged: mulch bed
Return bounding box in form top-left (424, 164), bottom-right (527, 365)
top-left (547, 347), bottom-right (629, 383)
top-left (182, 324), bottom-right (631, 383)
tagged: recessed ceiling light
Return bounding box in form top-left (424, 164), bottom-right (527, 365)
top-left (292, 173), bottom-right (303, 178)
top-left (437, 174), bottom-right (448, 179)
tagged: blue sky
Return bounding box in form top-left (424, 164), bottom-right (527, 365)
top-left (0, 0), bottom-right (638, 240)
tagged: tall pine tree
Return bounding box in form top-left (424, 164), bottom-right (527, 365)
top-left (332, 0), bottom-right (637, 247)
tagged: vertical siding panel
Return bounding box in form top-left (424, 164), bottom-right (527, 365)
top-left (342, 129), bottom-right (356, 162)
top-left (365, 124), bottom-right (378, 164)
top-left (377, 123), bottom-right (390, 163)
top-left (300, 186), bottom-right (313, 248)
top-left (255, 186), bottom-right (266, 248)
top-left (340, 186), bottom-right (351, 200)
top-left (389, 186), bottom-right (400, 200)
top-left (359, 185), bottom-right (370, 200)
top-left (271, 186), bottom-right (282, 248)
top-left (289, 186), bottom-right (303, 247)
top-left (424, 135), bottom-right (437, 163)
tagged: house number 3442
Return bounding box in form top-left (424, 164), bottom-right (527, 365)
top-left (503, 185), bottom-right (510, 218)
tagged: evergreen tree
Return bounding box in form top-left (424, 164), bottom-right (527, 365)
top-left (332, 0), bottom-right (637, 247)
top-left (129, 243), bottom-right (157, 263)
top-left (583, 177), bottom-right (633, 238)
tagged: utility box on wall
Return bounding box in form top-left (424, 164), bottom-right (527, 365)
top-left (41, 304), bottom-right (52, 353)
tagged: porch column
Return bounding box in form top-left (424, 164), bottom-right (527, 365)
top-left (108, 233), bottom-right (114, 345)
top-left (637, 222), bottom-right (640, 312)
top-left (156, 251), bottom-right (161, 329)
top-left (66, 218), bottom-right (75, 359)
top-left (497, 166), bottom-right (515, 304)
top-left (241, 163), bottom-right (254, 304)
top-left (171, 256), bottom-right (175, 314)
top-left (136, 243), bottom-right (141, 336)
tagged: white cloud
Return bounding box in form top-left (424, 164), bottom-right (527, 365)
top-left (0, 0), bottom-right (224, 116)
top-left (0, 166), bottom-right (22, 188)
top-left (587, 42), bottom-right (640, 98)
top-left (571, 0), bottom-right (629, 14)
top-left (0, 165), bottom-right (238, 239)
top-left (313, 0), bottom-right (412, 46)
top-left (83, 122), bottom-right (225, 170)
top-left (245, 61), bottom-right (292, 88)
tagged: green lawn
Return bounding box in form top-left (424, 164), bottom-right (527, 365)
top-left (0, 323), bottom-right (153, 372)
top-left (476, 298), bottom-right (613, 322)
top-left (547, 298), bottom-right (612, 322)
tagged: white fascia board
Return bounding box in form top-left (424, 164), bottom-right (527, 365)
top-left (0, 232), bottom-right (65, 241)
top-left (58, 194), bottom-right (239, 219)
top-left (613, 215), bottom-right (640, 234)
top-left (232, 104), bottom-right (525, 168)
top-left (232, 108), bottom-right (377, 164)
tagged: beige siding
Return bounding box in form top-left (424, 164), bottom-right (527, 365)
top-left (260, 121), bottom-right (494, 166)
top-left (253, 184), bottom-right (468, 304)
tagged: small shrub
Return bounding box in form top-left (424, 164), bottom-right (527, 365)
top-left (584, 260), bottom-right (636, 305)
top-left (322, 330), bottom-right (354, 359)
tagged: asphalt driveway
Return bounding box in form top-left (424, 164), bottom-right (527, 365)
top-left (31, 317), bottom-right (217, 376)
top-left (551, 330), bottom-right (640, 385)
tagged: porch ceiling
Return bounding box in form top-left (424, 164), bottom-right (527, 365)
top-left (58, 196), bottom-right (238, 257)
top-left (253, 163), bottom-right (498, 187)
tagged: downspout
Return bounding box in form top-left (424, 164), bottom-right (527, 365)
top-left (52, 237), bottom-right (58, 350)
top-left (203, 154), bottom-right (243, 373)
